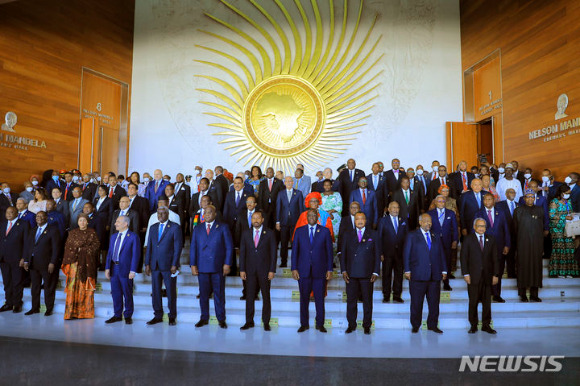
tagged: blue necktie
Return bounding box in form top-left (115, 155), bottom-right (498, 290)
top-left (439, 210), bottom-right (445, 227)
top-left (392, 216), bottom-right (398, 234)
top-left (510, 201), bottom-right (515, 215)
top-left (113, 233), bottom-right (122, 262)
top-left (309, 227), bottom-right (314, 244)
top-left (158, 223), bottom-right (164, 242)
top-left (35, 227), bottom-right (42, 243)
top-left (248, 212), bottom-right (252, 227)
top-left (235, 192), bottom-right (240, 206)
top-left (475, 193), bottom-right (481, 208)
top-left (425, 232), bottom-right (431, 250)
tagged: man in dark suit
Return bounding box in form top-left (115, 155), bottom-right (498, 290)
top-left (145, 207), bottom-right (182, 326)
top-left (164, 183), bottom-right (184, 223)
top-left (45, 199), bottom-right (66, 238)
top-left (45, 172), bottom-right (64, 197)
top-left (258, 167), bottom-right (283, 229)
top-left (214, 166), bottom-right (230, 212)
top-left (539, 169), bottom-right (561, 202)
top-left (62, 171), bottom-right (79, 201)
top-left (224, 177), bottom-right (252, 230)
top-left (145, 169), bottom-right (168, 214)
top-left (449, 160), bottom-right (475, 199)
top-left (0, 183), bottom-right (18, 218)
top-left (477, 193), bottom-right (510, 302)
top-left (340, 212), bottom-right (380, 334)
top-left (51, 187), bottom-right (70, 226)
top-left (406, 168), bottom-right (426, 213)
top-left (427, 165), bottom-right (451, 202)
top-left (461, 218), bottom-right (499, 334)
top-left (106, 175), bottom-right (127, 211)
top-left (80, 174), bottom-right (98, 201)
top-left (378, 201), bottom-right (408, 303)
top-left (15, 198), bottom-right (36, 228)
top-left (392, 176), bottom-right (420, 230)
top-left (367, 162), bottom-right (386, 217)
top-left (189, 178), bottom-right (218, 224)
top-left (567, 172), bottom-right (580, 212)
top-left (190, 205), bottom-right (233, 329)
top-left (403, 214), bottom-right (447, 333)
top-left (0, 207), bottom-right (30, 313)
top-left (336, 158), bottom-right (365, 214)
top-left (292, 209), bottom-right (333, 333)
top-left (127, 183), bottom-right (149, 242)
top-left (311, 171), bottom-right (324, 193)
top-left (428, 195), bottom-right (459, 291)
top-left (337, 201), bottom-right (359, 256)
top-left (276, 176), bottom-right (304, 267)
top-left (111, 196), bottom-right (140, 235)
top-left (459, 178), bottom-right (486, 236)
top-left (239, 210), bottom-right (277, 331)
top-left (22, 211), bottom-right (60, 316)
top-left (104, 215), bottom-right (141, 324)
top-left (174, 173), bottom-right (191, 237)
top-left (497, 188), bottom-right (519, 279)
top-left (414, 166), bottom-right (430, 211)
top-left (384, 158), bottom-right (405, 202)
top-left (349, 177), bottom-right (379, 229)
top-left (233, 195), bottom-right (258, 281)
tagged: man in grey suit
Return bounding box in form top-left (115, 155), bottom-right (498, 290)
top-left (293, 167), bottom-right (311, 198)
top-left (68, 187), bottom-right (88, 229)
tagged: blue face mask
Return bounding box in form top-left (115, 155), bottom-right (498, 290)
top-left (52, 175), bottom-right (59, 181)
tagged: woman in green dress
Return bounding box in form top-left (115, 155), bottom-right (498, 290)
top-left (548, 185), bottom-right (579, 278)
top-left (320, 179), bottom-right (342, 238)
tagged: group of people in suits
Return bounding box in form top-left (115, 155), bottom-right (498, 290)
top-left (1, 159), bottom-right (578, 335)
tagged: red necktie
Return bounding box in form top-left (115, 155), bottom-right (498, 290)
top-left (462, 173), bottom-right (467, 191)
top-left (441, 177), bottom-right (444, 185)
top-left (64, 184), bottom-right (69, 200)
top-left (206, 223), bottom-right (211, 235)
top-left (254, 229), bottom-right (260, 247)
top-left (109, 188), bottom-right (114, 198)
top-left (268, 179), bottom-right (272, 191)
top-left (5, 221), bottom-right (12, 235)
top-left (362, 189), bottom-right (366, 205)
top-left (487, 210), bottom-right (494, 228)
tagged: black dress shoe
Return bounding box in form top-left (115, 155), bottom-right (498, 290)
top-left (520, 296), bottom-right (529, 302)
top-left (382, 297), bottom-right (389, 303)
top-left (412, 327), bottom-right (419, 333)
top-left (196, 294), bottom-right (200, 299)
top-left (105, 316), bottom-right (122, 324)
top-left (44, 309), bottom-right (53, 316)
top-left (24, 309), bottom-right (40, 316)
top-left (0, 304), bottom-right (12, 312)
top-left (280, 262), bottom-right (287, 268)
top-left (482, 326), bottom-right (497, 334)
top-left (448, 273), bottom-right (456, 279)
top-left (195, 319), bottom-right (209, 328)
top-left (443, 285), bottom-right (453, 291)
top-left (428, 327), bottom-right (443, 334)
top-left (168, 318), bottom-right (176, 326)
top-left (297, 325), bottom-right (309, 333)
top-left (392, 297), bottom-right (404, 303)
top-left (316, 325), bottom-right (327, 333)
top-left (125, 317), bottom-right (133, 325)
top-left (240, 322), bottom-right (255, 330)
top-left (240, 295), bottom-right (246, 300)
top-left (530, 296), bottom-right (542, 302)
top-left (363, 327), bottom-right (371, 335)
top-left (218, 320), bottom-right (227, 329)
top-left (263, 324), bottom-right (271, 331)
top-left (147, 317), bottom-right (163, 325)
top-left (468, 327), bottom-right (477, 334)
top-left (492, 296), bottom-right (506, 303)
top-left (12, 306), bottom-right (22, 313)
top-left (345, 326), bottom-right (356, 334)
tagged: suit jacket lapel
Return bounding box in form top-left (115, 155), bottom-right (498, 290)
top-left (158, 223), bottom-right (169, 243)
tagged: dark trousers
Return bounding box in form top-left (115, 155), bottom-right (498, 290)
top-left (245, 274), bottom-right (271, 324)
top-left (467, 280), bottom-right (492, 328)
top-left (543, 233), bottom-right (552, 259)
top-left (136, 232), bottom-right (146, 273)
top-left (279, 225), bottom-right (293, 264)
top-left (298, 276), bottom-right (325, 327)
top-left (346, 277), bottom-right (373, 329)
top-left (518, 287), bottom-right (539, 298)
top-left (382, 251), bottom-right (402, 298)
top-left (506, 242), bottom-right (517, 278)
top-left (492, 253), bottom-right (508, 297)
top-left (110, 266), bottom-right (134, 319)
top-left (199, 272), bottom-right (226, 322)
top-left (30, 267), bottom-right (58, 311)
top-left (441, 245), bottom-right (453, 288)
top-left (0, 261), bottom-right (23, 307)
top-left (242, 278), bottom-right (260, 297)
top-left (409, 280), bottom-right (440, 329)
top-left (152, 270), bottom-right (177, 318)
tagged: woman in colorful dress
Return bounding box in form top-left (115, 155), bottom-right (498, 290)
top-left (481, 174), bottom-right (500, 202)
top-left (62, 213), bottom-right (101, 319)
top-left (247, 165), bottom-right (263, 198)
top-left (320, 179), bottom-right (342, 238)
top-left (548, 185), bottom-right (580, 278)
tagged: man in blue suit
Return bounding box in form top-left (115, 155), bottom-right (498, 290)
top-left (377, 201), bottom-right (408, 303)
top-left (104, 215), bottom-right (141, 324)
top-left (145, 169), bottom-right (168, 214)
top-left (404, 214), bottom-right (447, 333)
top-left (293, 167), bottom-right (311, 198)
top-left (15, 198), bottom-right (36, 228)
top-left (367, 162), bottom-right (386, 217)
top-left (276, 176), bottom-right (304, 267)
top-left (340, 212), bottom-right (381, 334)
top-left (459, 178), bottom-right (486, 236)
top-left (349, 177), bottom-right (379, 229)
top-left (292, 209), bottom-right (333, 333)
top-left (477, 193), bottom-right (511, 302)
top-left (190, 205), bottom-right (233, 328)
top-left (223, 177), bottom-right (252, 230)
top-left (145, 207), bottom-right (182, 326)
top-left (45, 199), bottom-right (66, 238)
top-left (428, 195), bottom-right (459, 291)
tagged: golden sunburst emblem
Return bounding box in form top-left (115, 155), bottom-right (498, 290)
top-left (196, 0), bottom-right (382, 172)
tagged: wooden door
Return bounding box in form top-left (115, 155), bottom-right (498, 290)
top-left (100, 126), bottom-right (119, 176)
top-left (446, 122), bottom-right (480, 169)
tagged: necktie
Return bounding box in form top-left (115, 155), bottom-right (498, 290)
top-left (254, 229), bottom-right (260, 247)
top-left (18, 212), bottom-right (22, 220)
top-left (510, 201), bottom-right (515, 215)
top-left (439, 210), bottom-right (444, 227)
top-left (543, 182), bottom-right (548, 197)
top-left (120, 210), bottom-right (125, 217)
top-left (65, 184), bottom-right (69, 200)
top-left (35, 227), bottom-right (42, 243)
top-left (479, 235), bottom-right (484, 251)
top-left (475, 193), bottom-right (481, 208)
top-left (440, 177), bottom-right (444, 186)
top-left (83, 183), bottom-right (87, 191)
top-left (404, 190), bottom-right (409, 204)
top-left (236, 192), bottom-right (240, 206)
top-left (393, 217), bottom-right (398, 234)
top-left (425, 232), bottom-right (431, 250)
top-left (268, 179), bottom-right (273, 191)
top-left (158, 223), bottom-right (164, 241)
top-left (248, 212), bottom-right (252, 227)
top-left (362, 189), bottom-right (366, 205)
top-left (109, 188), bottom-right (114, 198)
top-left (287, 190), bottom-right (292, 202)
top-left (155, 180), bottom-right (159, 193)
top-left (374, 175), bottom-right (378, 189)
top-left (113, 233), bottom-right (122, 262)
top-left (525, 179), bottom-right (529, 189)
top-left (487, 209), bottom-right (494, 227)
top-left (295, 179), bottom-right (300, 189)
top-left (350, 170), bottom-right (353, 182)
top-left (309, 227), bottom-right (314, 243)
top-left (5, 221), bottom-right (12, 235)
top-left (410, 179), bottom-right (414, 190)
top-left (73, 199), bottom-right (79, 212)
top-left (462, 173), bottom-right (467, 191)
top-left (358, 229), bottom-right (363, 242)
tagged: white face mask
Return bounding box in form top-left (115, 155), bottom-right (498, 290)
top-left (163, 178), bottom-right (170, 182)
top-left (31, 180), bottom-right (38, 186)
top-left (564, 176), bottom-right (572, 184)
top-left (542, 176), bottom-right (550, 183)
top-left (143, 177), bottom-right (150, 183)
top-left (432, 166), bottom-right (438, 172)
top-left (524, 173), bottom-right (532, 179)
top-left (498, 167), bottom-right (505, 173)
top-left (3, 188), bottom-right (10, 193)
top-left (563, 193), bottom-right (571, 200)
top-left (26, 187), bottom-right (33, 192)
top-left (72, 176), bottom-right (80, 182)
top-left (96, 177), bottom-right (101, 182)
top-left (416, 169), bottom-right (424, 175)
